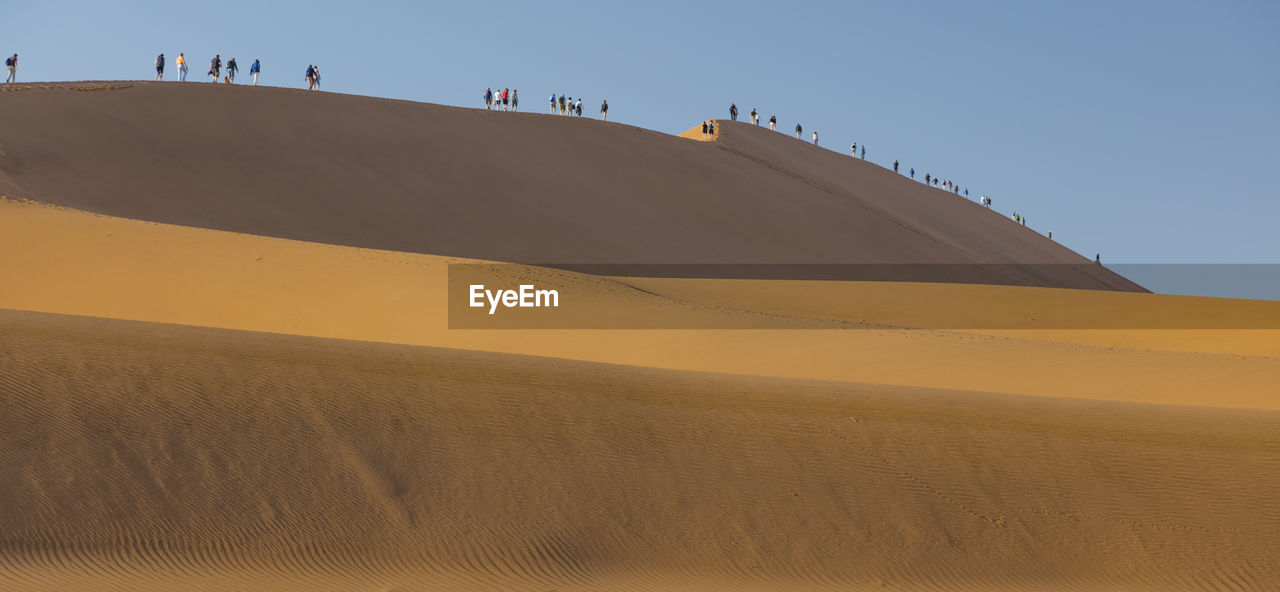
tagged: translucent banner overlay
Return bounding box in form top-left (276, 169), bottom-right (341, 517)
top-left (448, 264), bottom-right (1280, 329)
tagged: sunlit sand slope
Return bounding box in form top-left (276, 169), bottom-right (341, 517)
top-left (1, 309), bottom-right (1277, 591)
top-left (1, 199), bottom-right (1276, 410)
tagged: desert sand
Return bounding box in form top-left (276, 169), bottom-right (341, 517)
top-left (1, 84), bottom-right (1278, 591)
top-left (0, 82), bottom-right (1138, 290)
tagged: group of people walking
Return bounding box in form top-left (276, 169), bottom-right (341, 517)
top-left (546, 93), bottom-right (608, 119)
top-left (700, 120), bottom-right (717, 140)
top-left (480, 90), bottom-right (609, 119)
top-left (304, 65), bottom-right (321, 90)
top-left (485, 88), bottom-right (518, 111)
top-left (721, 102), bottom-right (1053, 240)
top-left (152, 53), bottom-right (261, 86)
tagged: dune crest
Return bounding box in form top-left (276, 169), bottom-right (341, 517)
top-left (0, 82), bottom-right (1136, 289)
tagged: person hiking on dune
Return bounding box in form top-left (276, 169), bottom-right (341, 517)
top-left (249, 59), bottom-right (260, 85)
top-left (909, 167), bottom-right (915, 179)
top-left (702, 121), bottom-right (709, 140)
top-left (311, 66), bottom-right (320, 89)
top-left (851, 142), bottom-right (857, 156)
top-left (709, 120), bottom-right (716, 138)
top-left (549, 93), bottom-right (556, 114)
top-left (750, 107), bottom-right (758, 125)
top-left (154, 53), bottom-right (165, 80)
top-left (511, 89), bottom-right (518, 111)
top-left (559, 94), bottom-right (566, 115)
top-left (484, 87), bottom-right (493, 110)
top-left (600, 98), bottom-right (608, 120)
top-left (813, 130), bottom-right (818, 145)
top-left (176, 53), bottom-right (187, 81)
top-left (795, 122), bottom-right (802, 139)
top-left (729, 103), bottom-right (738, 121)
top-left (208, 54), bottom-right (221, 83)
top-left (5, 54), bottom-right (17, 83)
top-left (769, 115), bottom-right (777, 131)
top-left (575, 98), bottom-right (582, 117)
top-left (502, 88), bottom-right (509, 111)
top-left (225, 58), bottom-right (238, 83)
top-left (305, 65), bottom-right (315, 89)
top-left (860, 145), bottom-right (866, 159)
top-left (894, 160), bottom-right (899, 173)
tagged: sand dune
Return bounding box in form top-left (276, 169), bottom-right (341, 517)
top-left (2, 199), bottom-right (1276, 411)
top-left (2, 308), bottom-right (1277, 591)
top-left (2, 84), bottom-right (1277, 591)
top-left (0, 82), bottom-right (1137, 290)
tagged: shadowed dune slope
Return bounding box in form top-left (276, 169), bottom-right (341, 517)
top-left (2, 309), bottom-right (1277, 591)
top-left (0, 82), bottom-right (1137, 290)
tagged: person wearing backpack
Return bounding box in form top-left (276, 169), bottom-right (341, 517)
top-left (769, 115), bottom-right (776, 131)
top-left (729, 103), bottom-right (738, 121)
top-left (154, 53), bottom-right (165, 81)
top-left (249, 59), bottom-right (261, 86)
top-left (5, 54), bottom-right (17, 83)
top-left (794, 122), bottom-right (802, 139)
top-left (484, 87), bottom-right (493, 109)
top-left (176, 53), bottom-right (187, 81)
top-left (208, 55), bottom-right (221, 83)
top-left (600, 98), bottom-right (608, 121)
top-left (305, 65), bottom-right (315, 89)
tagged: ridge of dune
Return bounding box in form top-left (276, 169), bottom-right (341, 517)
top-left (2, 199), bottom-right (1277, 411)
top-left (2, 308), bottom-right (1278, 592)
top-left (0, 82), bottom-right (1139, 290)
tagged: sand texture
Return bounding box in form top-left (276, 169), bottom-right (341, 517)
top-left (1, 84), bottom-right (1277, 590)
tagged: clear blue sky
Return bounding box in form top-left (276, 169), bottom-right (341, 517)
top-left (9, 0), bottom-right (1280, 265)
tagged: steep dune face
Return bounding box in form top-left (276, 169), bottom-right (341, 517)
top-left (0, 82), bottom-right (1137, 290)
top-left (2, 309), bottom-right (1277, 592)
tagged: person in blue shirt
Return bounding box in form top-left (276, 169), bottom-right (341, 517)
top-left (154, 53), bottom-right (164, 81)
top-left (549, 93), bottom-right (556, 114)
top-left (249, 59), bottom-right (261, 86)
top-left (909, 167), bottom-right (915, 179)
